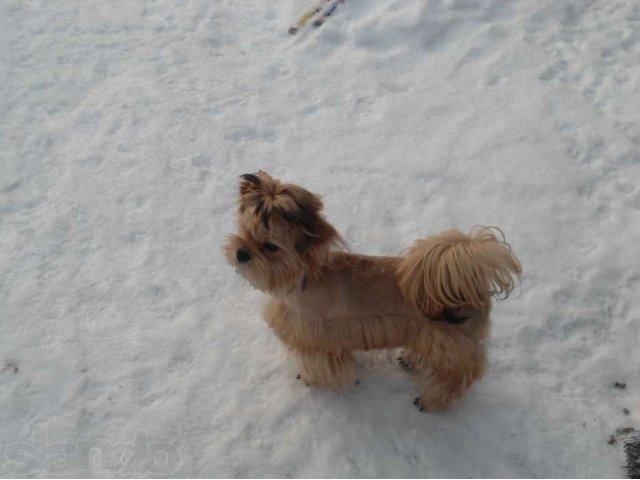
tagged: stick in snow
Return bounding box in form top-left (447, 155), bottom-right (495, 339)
top-left (312, 0), bottom-right (345, 28)
top-left (288, 0), bottom-right (332, 35)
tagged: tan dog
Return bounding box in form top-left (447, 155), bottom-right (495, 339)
top-left (225, 171), bottom-right (521, 411)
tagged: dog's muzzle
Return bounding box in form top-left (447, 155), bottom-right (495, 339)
top-left (236, 247), bottom-right (251, 263)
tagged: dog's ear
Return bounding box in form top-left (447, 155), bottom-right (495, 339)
top-left (277, 185), bottom-right (323, 233)
top-left (276, 184), bottom-right (341, 253)
top-left (295, 224), bottom-right (338, 253)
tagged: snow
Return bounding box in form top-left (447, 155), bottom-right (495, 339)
top-left (1, 0), bottom-right (639, 477)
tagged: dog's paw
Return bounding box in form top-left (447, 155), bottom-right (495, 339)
top-left (414, 395), bottom-right (453, 411)
top-left (397, 355), bottom-right (414, 371)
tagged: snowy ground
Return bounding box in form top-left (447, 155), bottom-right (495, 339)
top-left (2, 0), bottom-right (640, 477)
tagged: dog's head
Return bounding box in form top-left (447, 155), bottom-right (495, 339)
top-left (225, 171), bottom-right (342, 294)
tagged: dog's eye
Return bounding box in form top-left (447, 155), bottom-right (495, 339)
top-left (263, 242), bottom-right (279, 252)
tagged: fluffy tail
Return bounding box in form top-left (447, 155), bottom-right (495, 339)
top-left (397, 226), bottom-right (522, 315)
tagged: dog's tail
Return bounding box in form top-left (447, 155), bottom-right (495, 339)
top-left (396, 226), bottom-right (522, 315)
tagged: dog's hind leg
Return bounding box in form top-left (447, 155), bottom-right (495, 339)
top-left (294, 350), bottom-right (356, 390)
top-left (411, 326), bottom-right (487, 411)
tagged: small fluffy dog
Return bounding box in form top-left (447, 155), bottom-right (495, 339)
top-left (225, 171), bottom-right (521, 411)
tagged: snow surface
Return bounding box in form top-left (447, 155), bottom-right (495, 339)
top-left (2, 0), bottom-right (640, 477)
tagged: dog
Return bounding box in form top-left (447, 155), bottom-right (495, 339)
top-left (225, 171), bottom-right (521, 411)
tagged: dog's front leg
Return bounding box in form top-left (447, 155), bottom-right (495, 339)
top-left (293, 350), bottom-right (356, 390)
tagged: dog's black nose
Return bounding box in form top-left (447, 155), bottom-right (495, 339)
top-left (236, 248), bottom-right (251, 263)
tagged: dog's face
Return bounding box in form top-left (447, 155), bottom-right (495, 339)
top-left (225, 172), bottom-right (342, 294)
